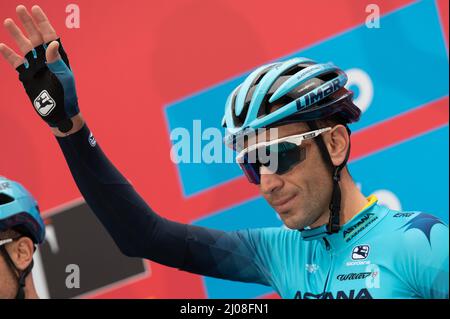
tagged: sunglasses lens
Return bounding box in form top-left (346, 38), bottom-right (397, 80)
top-left (239, 160), bottom-right (261, 184)
top-left (265, 142), bottom-right (305, 175)
top-left (238, 141), bottom-right (306, 184)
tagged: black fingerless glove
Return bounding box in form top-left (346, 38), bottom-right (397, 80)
top-left (16, 39), bottom-right (79, 132)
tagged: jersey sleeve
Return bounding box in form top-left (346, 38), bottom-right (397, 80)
top-left (235, 227), bottom-right (298, 294)
top-left (400, 214), bottom-right (449, 299)
top-left (55, 124), bottom-right (273, 286)
top-left (180, 227), bottom-right (275, 286)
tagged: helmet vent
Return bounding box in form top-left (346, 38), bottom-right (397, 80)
top-left (231, 89), bottom-right (243, 126)
top-left (236, 68), bottom-right (274, 126)
top-left (317, 71), bottom-right (337, 82)
top-left (253, 69), bottom-right (271, 86)
top-left (281, 62), bottom-right (314, 76)
top-left (0, 193), bottom-right (14, 205)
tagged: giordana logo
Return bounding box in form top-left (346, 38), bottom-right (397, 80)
top-left (352, 245), bottom-right (370, 260)
top-left (34, 90), bottom-right (56, 116)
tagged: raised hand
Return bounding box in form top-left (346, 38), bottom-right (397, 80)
top-left (0, 5), bottom-right (81, 134)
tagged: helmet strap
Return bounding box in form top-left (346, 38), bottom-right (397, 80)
top-left (305, 121), bottom-right (351, 234)
top-left (0, 244), bottom-right (34, 299)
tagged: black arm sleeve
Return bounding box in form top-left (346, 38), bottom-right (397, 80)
top-left (55, 124), bottom-right (272, 286)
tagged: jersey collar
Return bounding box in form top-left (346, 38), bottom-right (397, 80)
top-left (301, 195), bottom-right (388, 249)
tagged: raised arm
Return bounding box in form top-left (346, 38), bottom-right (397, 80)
top-left (0, 5), bottom-right (273, 287)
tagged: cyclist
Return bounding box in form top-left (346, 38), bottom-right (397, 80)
top-left (1, 5), bottom-right (448, 299)
top-left (0, 176), bottom-right (45, 299)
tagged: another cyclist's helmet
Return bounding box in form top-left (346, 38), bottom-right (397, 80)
top-left (0, 176), bottom-right (45, 244)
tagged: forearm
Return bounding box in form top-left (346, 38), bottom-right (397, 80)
top-left (55, 122), bottom-right (190, 266)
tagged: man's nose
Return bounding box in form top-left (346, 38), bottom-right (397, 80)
top-left (259, 166), bottom-right (284, 194)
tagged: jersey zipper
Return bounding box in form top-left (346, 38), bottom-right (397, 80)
top-left (321, 238), bottom-right (333, 299)
top-left (323, 238), bottom-right (331, 250)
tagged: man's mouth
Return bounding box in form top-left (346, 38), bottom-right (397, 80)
top-left (271, 194), bottom-right (296, 210)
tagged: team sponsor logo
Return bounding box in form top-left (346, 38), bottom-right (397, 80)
top-left (352, 245), bottom-right (370, 260)
top-left (336, 272), bottom-right (373, 281)
top-left (0, 182), bottom-right (10, 191)
top-left (294, 288), bottom-right (372, 299)
top-left (296, 79), bottom-right (341, 110)
top-left (365, 264), bottom-right (381, 289)
top-left (34, 90), bottom-right (56, 116)
top-left (343, 214), bottom-right (373, 237)
top-left (393, 213), bottom-right (415, 218)
top-left (343, 213), bottom-right (378, 242)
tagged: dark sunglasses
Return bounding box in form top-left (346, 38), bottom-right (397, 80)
top-left (236, 127), bottom-right (331, 184)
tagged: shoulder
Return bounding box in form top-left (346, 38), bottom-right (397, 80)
top-left (382, 209), bottom-right (448, 240)
top-left (378, 209), bottom-right (449, 297)
top-left (378, 207), bottom-right (448, 256)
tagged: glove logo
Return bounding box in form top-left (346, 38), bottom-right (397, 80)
top-left (33, 90), bottom-right (56, 116)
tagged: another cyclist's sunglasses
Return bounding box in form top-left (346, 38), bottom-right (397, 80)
top-left (236, 127), bottom-right (331, 184)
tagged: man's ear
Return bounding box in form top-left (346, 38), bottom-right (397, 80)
top-left (324, 125), bottom-right (350, 167)
top-left (6, 237), bottom-right (34, 271)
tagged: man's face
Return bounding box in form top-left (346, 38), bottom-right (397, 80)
top-left (0, 245), bottom-right (18, 299)
top-left (255, 122), bottom-right (334, 230)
